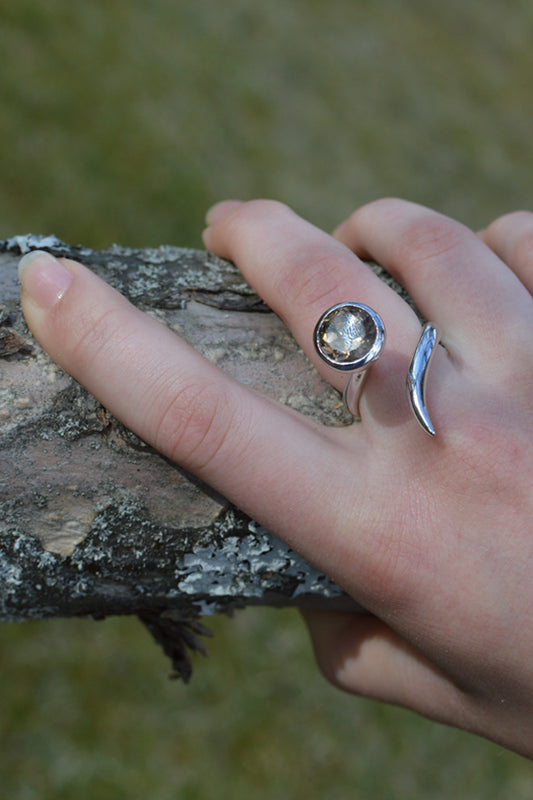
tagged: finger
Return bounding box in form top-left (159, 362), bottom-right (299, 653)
top-left (302, 610), bottom-right (471, 729)
top-left (335, 198), bottom-right (532, 364)
top-left (205, 199), bottom-right (244, 226)
top-left (203, 199), bottom-right (421, 410)
top-left (479, 211), bottom-right (533, 294)
top-left (17, 251), bottom-right (347, 562)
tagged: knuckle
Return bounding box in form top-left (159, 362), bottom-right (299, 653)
top-left (154, 378), bottom-right (240, 474)
top-left (274, 249), bottom-right (350, 310)
top-left (395, 214), bottom-right (466, 270)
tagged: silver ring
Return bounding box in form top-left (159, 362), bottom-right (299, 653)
top-left (313, 302), bottom-right (386, 418)
top-left (314, 303), bottom-right (441, 435)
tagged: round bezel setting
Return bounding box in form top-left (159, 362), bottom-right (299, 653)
top-left (314, 302), bottom-right (385, 372)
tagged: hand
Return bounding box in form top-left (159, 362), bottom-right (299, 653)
top-left (18, 199), bottom-right (533, 757)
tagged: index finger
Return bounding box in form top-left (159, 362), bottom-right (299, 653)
top-left (17, 250), bottom-right (375, 577)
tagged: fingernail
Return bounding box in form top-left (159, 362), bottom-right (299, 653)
top-left (18, 250), bottom-right (73, 309)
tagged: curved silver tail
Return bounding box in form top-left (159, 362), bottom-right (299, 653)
top-left (407, 323), bottom-right (440, 436)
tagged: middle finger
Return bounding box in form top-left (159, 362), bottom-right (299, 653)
top-left (203, 200), bottom-right (421, 398)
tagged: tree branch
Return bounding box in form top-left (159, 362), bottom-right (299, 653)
top-left (1, 236), bottom-right (376, 677)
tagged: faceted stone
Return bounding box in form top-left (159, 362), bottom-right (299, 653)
top-left (318, 305), bottom-right (376, 363)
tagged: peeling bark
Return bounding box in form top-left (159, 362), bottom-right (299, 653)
top-left (1, 236), bottom-right (384, 676)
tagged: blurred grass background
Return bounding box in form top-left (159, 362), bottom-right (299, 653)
top-left (1, 0), bottom-right (532, 796)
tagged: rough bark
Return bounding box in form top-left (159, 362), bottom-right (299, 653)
top-left (2, 235), bottom-right (388, 677)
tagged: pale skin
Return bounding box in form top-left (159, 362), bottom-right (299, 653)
top-left (17, 199), bottom-right (533, 757)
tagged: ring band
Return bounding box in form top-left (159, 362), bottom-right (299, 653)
top-left (313, 302), bottom-right (386, 418)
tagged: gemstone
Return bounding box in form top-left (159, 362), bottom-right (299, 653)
top-left (317, 305), bottom-right (377, 363)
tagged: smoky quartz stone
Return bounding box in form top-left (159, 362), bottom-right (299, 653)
top-left (314, 302), bottom-right (383, 370)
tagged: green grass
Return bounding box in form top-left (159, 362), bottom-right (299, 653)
top-left (1, 0), bottom-right (532, 796)
top-left (1, 0), bottom-right (532, 248)
top-left (1, 613), bottom-right (531, 800)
